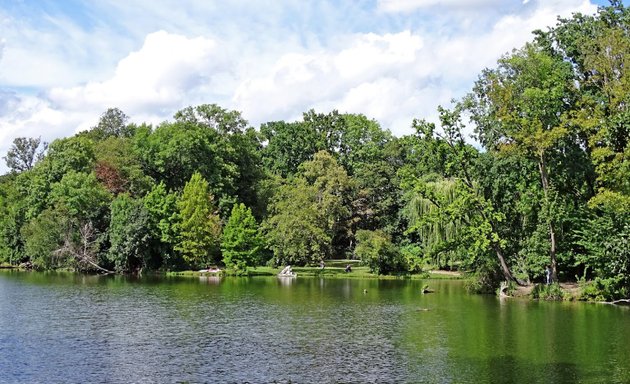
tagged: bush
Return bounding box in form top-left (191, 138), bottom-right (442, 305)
top-left (579, 277), bottom-right (629, 302)
top-left (465, 265), bottom-right (503, 294)
top-left (355, 230), bottom-right (406, 275)
top-left (531, 283), bottom-right (564, 301)
top-left (400, 243), bottom-right (426, 274)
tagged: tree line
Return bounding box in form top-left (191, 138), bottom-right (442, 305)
top-left (1, 3), bottom-right (628, 299)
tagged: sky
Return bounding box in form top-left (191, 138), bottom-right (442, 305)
top-left (0, 0), bottom-right (620, 171)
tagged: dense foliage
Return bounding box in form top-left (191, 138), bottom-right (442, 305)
top-left (1, 3), bottom-right (629, 299)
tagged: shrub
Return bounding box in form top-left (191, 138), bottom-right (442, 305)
top-left (355, 230), bottom-right (406, 275)
top-left (531, 283), bottom-right (564, 301)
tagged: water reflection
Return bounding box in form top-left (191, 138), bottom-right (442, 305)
top-left (199, 275), bottom-right (222, 285)
top-left (1, 271), bottom-right (629, 383)
top-left (277, 275), bottom-right (296, 286)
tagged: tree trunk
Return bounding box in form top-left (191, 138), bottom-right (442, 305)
top-left (538, 152), bottom-right (558, 282)
top-left (494, 244), bottom-right (527, 286)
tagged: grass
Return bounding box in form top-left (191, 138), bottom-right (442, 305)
top-left (165, 259), bottom-right (463, 280)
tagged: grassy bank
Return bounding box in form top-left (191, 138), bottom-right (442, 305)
top-left (165, 260), bottom-right (464, 280)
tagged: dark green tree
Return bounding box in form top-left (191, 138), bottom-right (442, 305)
top-left (108, 194), bottom-right (154, 273)
top-left (3, 136), bottom-right (47, 173)
top-left (260, 120), bottom-right (320, 177)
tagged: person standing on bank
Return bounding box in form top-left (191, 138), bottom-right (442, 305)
top-left (545, 265), bottom-right (552, 285)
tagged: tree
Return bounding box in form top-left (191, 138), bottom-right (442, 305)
top-left (174, 104), bottom-right (248, 134)
top-left (260, 120), bottom-right (320, 177)
top-left (355, 230), bottom-right (405, 275)
top-left (108, 194), bottom-right (153, 273)
top-left (221, 203), bottom-right (265, 272)
top-left (540, 2), bottom-right (630, 294)
top-left (0, 176), bottom-right (26, 264)
top-left (3, 136), bottom-right (47, 173)
top-left (47, 136), bottom-right (96, 177)
top-left (55, 220), bottom-right (112, 273)
top-left (402, 107), bottom-right (523, 286)
top-left (21, 207), bottom-right (67, 269)
top-left (337, 114), bottom-right (404, 238)
top-left (260, 110), bottom-right (348, 178)
top-left (175, 172), bottom-right (222, 268)
top-left (49, 171), bottom-right (111, 224)
top-left (263, 179), bottom-right (330, 266)
top-left (139, 105), bottom-right (264, 217)
top-left (300, 151), bottom-right (354, 256)
top-left (143, 182), bottom-right (180, 268)
top-left (138, 120), bottom-right (222, 191)
top-left (263, 152), bottom-right (353, 265)
top-left (15, 136), bottom-right (97, 221)
top-left (87, 107), bottom-right (133, 140)
top-left (93, 136), bottom-right (152, 196)
top-left (467, 42), bottom-right (577, 281)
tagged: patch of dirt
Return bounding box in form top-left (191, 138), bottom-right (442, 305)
top-left (512, 282), bottom-right (581, 298)
top-left (429, 270), bottom-right (463, 278)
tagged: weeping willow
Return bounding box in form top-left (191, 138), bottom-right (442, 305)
top-left (404, 178), bottom-right (466, 266)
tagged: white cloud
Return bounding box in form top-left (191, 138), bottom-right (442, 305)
top-left (233, 31), bottom-right (426, 128)
top-left (0, 30), bottom-right (225, 168)
top-left (0, 9), bottom-right (131, 88)
top-left (0, 0), bottom-right (603, 173)
top-left (378, 0), bottom-right (502, 12)
top-left (48, 31), bottom-right (221, 116)
top-left (0, 94), bottom-right (83, 160)
top-left (232, 0), bottom-right (597, 135)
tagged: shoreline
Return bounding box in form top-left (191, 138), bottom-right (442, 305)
top-left (5, 267), bottom-right (627, 304)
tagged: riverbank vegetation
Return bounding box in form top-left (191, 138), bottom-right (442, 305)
top-left (0, 3), bottom-right (628, 300)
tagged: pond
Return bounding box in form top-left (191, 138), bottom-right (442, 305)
top-left (1, 271), bottom-right (629, 383)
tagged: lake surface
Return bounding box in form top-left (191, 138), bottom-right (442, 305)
top-left (1, 271), bottom-right (629, 383)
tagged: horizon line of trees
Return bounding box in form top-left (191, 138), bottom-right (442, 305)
top-left (1, 2), bottom-right (628, 299)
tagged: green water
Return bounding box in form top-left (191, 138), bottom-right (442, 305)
top-left (1, 271), bottom-right (628, 383)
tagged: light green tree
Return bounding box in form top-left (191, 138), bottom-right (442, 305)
top-left (264, 151), bottom-right (353, 265)
top-left (221, 203), bottom-right (265, 272)
top-left (175, 172), bottom-right (222, 268)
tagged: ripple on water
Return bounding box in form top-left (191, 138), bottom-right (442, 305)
top-left (1, 273), bottom-right (629, 383)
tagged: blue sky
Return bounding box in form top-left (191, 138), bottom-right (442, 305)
top-left (0, 0), bottom-right (622, 170)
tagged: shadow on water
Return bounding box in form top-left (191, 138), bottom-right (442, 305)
top-left (480, 355), bottom-right (580, 384)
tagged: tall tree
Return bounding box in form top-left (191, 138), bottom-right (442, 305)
top-left (88, 107), bottom-right (134, 140)
top-left (0, 177), bottom-right (26, 264)
top-left (403, 108), bottom-right (523, 285)
top-left (21, 207), bottom-right (67, 269)
top-left (467, 42), bottom-right (577, 281)
top-left (263, 152), bottom-right (353, 265)
top-left (260, 120), bottom-right (320, 177)
top-left (175, 172), bottom-right (222, 268)
top-left (263, 178), bottom-right (330, 266)
top-left (143, 181), bottom-right (180, 268)
top-left (3, 137), bottom-right (47, 173)
top-left (221, 203), bottom-right (265, 272)
top-left (108, 194), bottom-right (153, 273)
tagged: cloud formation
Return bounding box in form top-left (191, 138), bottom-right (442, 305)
top-left (378, 0), bottom-right (503, 12)
top-left (0, 0), bottom-right (602, 173)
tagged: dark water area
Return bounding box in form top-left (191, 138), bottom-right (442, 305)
top-left (1, 271), bottom-right (629, 383)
